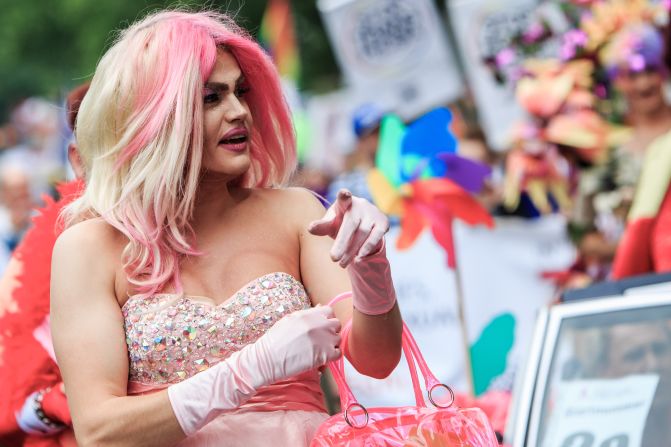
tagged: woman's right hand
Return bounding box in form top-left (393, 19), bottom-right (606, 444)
top-left (252, 306), bottom-right (342, 386)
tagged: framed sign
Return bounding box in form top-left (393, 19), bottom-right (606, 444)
top-left (318, 0), bottom-right (463, 120)
top-left (509, 293), bottom-right (671, 446)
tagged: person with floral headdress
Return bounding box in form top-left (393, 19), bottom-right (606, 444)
top-left (595, 23), bottom-right (671, 238)
top-left (50, 10), bottom-right (402, 446)
top-left (598, 23), bottom-right (671, 278)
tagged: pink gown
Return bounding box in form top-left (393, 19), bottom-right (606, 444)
top-left (122, 272), bottom-right (329, 446)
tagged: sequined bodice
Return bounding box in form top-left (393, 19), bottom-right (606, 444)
top-left (123, 272), bottom-right (310, 385)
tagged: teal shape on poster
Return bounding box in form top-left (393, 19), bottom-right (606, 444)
top-left (470, 313), bottom-right (515, 396)
top-left (376, 115), bottom-right (405, 188)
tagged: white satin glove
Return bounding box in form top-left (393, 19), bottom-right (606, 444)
top-left (308, 189), bottom-right (397, 315)
top-left (168, 305), bottom-right (341, 436)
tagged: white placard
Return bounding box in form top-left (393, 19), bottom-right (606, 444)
top-left (447, 0), bottom-right (534, 150)
top-left (318, 0), bottom-right (463, 120)
top-left (454, 215), bottom-right (576, 394)
top-left (541, 375), bottom-right (659, 447)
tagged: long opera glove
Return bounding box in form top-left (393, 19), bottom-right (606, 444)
top-left (309, 189), bottom-right (397, 315)
top-left (347, 240), bottom-right (397, 315)
top-left (168, 306), bottom-right (341, 435)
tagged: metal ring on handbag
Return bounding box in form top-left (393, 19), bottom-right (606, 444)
top-left (428, 383), bottom-right (455, 408)
top-left (344, 402), bottom-right (369, 428)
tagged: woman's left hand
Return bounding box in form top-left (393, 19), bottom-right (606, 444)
top-left (308, 189), bottom-right (389, 268)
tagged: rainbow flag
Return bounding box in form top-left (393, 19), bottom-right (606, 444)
top-left (259, 0), bottom-right (300, 82)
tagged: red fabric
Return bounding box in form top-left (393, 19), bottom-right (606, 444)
top-left (0, 181), bottom-right (83, 446)
top-left (611, 217), bottom-right (656, 279)
top-left (613, 176), bottom-right (671, 279)
top-left (651, 186), bottom-right (671, 273)
top-left (40, 385), bottom-right (71, 426)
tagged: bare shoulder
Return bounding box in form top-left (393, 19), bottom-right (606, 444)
top-left (53, 217), bottom-right (126, 270)
top-left (251, 187), bottom-right (326, 222)
top-left (56, 217), bottom-right (124, 252)
top-left (51, 217), bottom-right (131, 315)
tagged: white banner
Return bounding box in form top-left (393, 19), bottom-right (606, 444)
top-left (448, 0), bottom-right (536, 150)
top-left (454, 215), bottom-right (576, 394)
top-left (318, 0), bottom-right (463, 120)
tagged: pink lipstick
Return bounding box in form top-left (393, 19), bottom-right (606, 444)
top-left (219, 128), bottom-right (248, 152)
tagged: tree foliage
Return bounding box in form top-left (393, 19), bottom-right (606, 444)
top-left (0, 0), bottom-right (342, 120)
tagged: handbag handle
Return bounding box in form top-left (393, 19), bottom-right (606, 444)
top-left (326, 292), bottom-right (455, 427)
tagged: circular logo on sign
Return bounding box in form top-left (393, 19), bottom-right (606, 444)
top-left (346, 0), bottom-right (426, 74)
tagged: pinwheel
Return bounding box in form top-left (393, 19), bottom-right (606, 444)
top-left (367, 108), bottom-right (494, 268)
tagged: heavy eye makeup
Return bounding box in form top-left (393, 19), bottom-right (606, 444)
top-left (203, 77), bottom-right (250, 105)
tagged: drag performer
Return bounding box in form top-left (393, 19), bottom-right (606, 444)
top-left (0, 84), bottom-right (88, 446)
top-left (594, 24), bottom-right (671, 234)
top-left (604, 24), bottom-right (671, 278)
top-left (51, 11), bottom-right (402, 446)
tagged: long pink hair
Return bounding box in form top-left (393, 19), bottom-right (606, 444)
top-left (64, 10), bottom-right (296, 298)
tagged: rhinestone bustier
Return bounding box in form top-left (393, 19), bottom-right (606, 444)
top-left (123, 272), bottom-right (311, 386)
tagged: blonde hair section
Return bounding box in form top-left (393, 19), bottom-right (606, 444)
top-left (63, 12), bottom-right (213, 296)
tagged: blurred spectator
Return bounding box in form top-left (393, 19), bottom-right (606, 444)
top-left (458, 129), bottom-right (504, 213)
top-left (63, 83), bottom-right (88, 181)
top-left (1, 97), bottom-right (66, 200)
top-left (607, 25), bottom-right (671, 278)
top-left (0, 124), bottom-right (19, 151)
top-left (326, 103), bottom-right (384, 204)
top-left (598, 24), bottom-right (671, 232)
top-left (0, 163), bottom-right (36, 273)
top-left (290, 165), bottom-right (332, 201)
top-left (602, 322), bottom-right (671, 378)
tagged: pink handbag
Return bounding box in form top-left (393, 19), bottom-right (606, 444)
top-left (311, 293), bottom-right (499, 447)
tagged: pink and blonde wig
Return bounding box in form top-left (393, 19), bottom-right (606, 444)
top-left (63, 10), bottom-right (296, 298)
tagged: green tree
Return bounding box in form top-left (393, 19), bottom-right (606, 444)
top-left (0, 0), bottom-right (232, 119)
